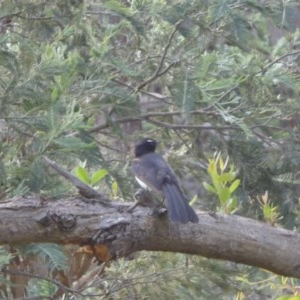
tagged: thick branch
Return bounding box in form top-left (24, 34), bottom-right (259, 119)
top-left (0, 196), bottom-right (300, 278)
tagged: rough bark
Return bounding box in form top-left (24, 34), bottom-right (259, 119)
top-left (0, 196), bottom-right (300, 278)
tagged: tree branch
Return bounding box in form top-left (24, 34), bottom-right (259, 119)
top-left (43, 156), bottom-right (109, 202)
top-left (0, 269), bottom-right (77, 294)
top-left (1, 196), bottom-right (300, 278)
top-left (88, 110), bottom-right (232, 133)
top-left (259, 49), bottom-right (300, 74)
top-left (145, 118), bottom-right (235, 130)
top-left (136, 21), bottom-right (182, 91)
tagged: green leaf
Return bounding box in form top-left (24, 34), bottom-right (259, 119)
top-left (189, 194), bottom-right (198, 206)
top-left (203, 182), bottom-right (217, 194)
top-left (219, 156), bottom-right (225, 172)
top-left (211, 172), bottom-right (222, 193)
top-left (91, 169), bottom-right (108, 185)
top-left (219, 187), bottom-right (230, 204)
top-left (229, 179), bottom-right (241, 194)
top-left (74, 166), bottom-right (90, 185)
top-left (263, 205), bottom-right (271, 219)
top-left (21, 243), bottom-right (68, 271)
top-left (218, 172), bottom-right (236, 182)
top-left (111, 180), bottom-right (119, 197)
top-left (227, 196), bottom-right (238, 212)
top-left (104, 0), bottom-right (131, 16)
top-left (276, 296), bottom-right (300, 300)
top-left (207, 160), bottom-right (216, 175)
top-left (0, 246), bottom-right (13, 268)
top-left (51, 86), bottom-right (59, 101)
top-left (54, 137), bottom-right (94, 151)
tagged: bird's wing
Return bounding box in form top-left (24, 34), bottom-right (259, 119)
top-left (131, 153), bottom-right (174, 192)
top-left (131, 157), bottom-right (160, 192)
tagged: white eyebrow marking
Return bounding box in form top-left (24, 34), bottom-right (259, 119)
top-left (146, 139), bottom-right (154, 143)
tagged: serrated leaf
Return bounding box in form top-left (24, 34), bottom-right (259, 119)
top-left (74, 166), bottom-right (90, 185)
top-left (91, 169), bottom-right (108, 185)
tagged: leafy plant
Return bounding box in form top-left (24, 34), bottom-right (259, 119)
top-left (203, 153), bottom-right (240, 214)
top-left (73, 164), bottom-right (108, 187)
top-left (257, 191), bottom-right (282, 226)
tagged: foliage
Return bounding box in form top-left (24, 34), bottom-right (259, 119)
top-left (73, 164), bottom-right (108, 186)
top-left (204, 153), bottom-right (240, 214)
top-left (0, 247), bottom-right (13, 268)
top-left (0, 0), bottom-right (300, 298)
top-left (257, 191), bottom-right (283, 226)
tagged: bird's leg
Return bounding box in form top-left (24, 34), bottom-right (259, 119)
top-left (127, 189), bottom-right (155, 212)
top-left (127, 189), bottom-right (167, 217)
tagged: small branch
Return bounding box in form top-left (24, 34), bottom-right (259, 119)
top-left (0, 269), bottom-right (78, 294)
top-left (88, 109), bottom-right (292, 135)
top-left (145, 118), bottom-right (236, 130)
top-left (86, 10), bottom-right (119, 16)
top-left (136, 62), bottom-right (177, 92)
top-left (43, 156), bottom-right (109, 203)
top-left (0, 11), bottom-right (23, 21)
top-left (16, 15), bottom-right (53, 21)
top-left (136, 21), bottom-right (182, 91)
top-left (112, 78), bottom-right (172, 103)
top-left (258, 50), bottom-right (300, 74)
top-left (155, 21), bottom-right (181, 75)
top-left (0, 11), bottom-right (54, 21)
top-left (88, 109), bottom-right (222, 133)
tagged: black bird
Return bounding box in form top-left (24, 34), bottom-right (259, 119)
top-left (131, 138), bottom-right (199, 223)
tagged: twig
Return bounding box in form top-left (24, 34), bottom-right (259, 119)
top-left (145, 118), bottom-right (237, 130)
top-left (0, 11), bottom-right (22, 20)
top-left (43, 157), bottom-right (109, 203)
top-left (155, 21), bottom-right (182, 75)
top-left (0, 269), bottom-right (78, 294)
top-left (258, 50), bottom-right (300, 74)
top-left (136, 62), bottom-right (177, 92)
top-left (16, 15), bottom-right (53, 21)
top-left (112, 78), bottom-right (173, 104)
top-left (136, 20), bottom-right (183, 91)
top-left (88, 109), bottom-right (220, 133)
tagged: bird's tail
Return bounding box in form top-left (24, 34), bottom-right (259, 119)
top-left (162, 184), bottom-right (198, 223)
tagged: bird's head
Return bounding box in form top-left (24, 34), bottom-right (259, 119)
top-left (134, 138), bottom-right (158, 157)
